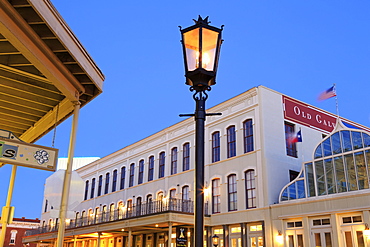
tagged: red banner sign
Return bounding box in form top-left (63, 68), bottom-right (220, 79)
top-left (283, 96), bottom-right (336, 132)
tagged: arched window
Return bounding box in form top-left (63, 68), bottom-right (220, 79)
top-left (146, 194), bottom-right (153, 214)
top-left (183, 143), bottom-right (190, 171)
top-left (127, 199), bottom-right (133, 217)
top-left (97, 175), bottom-right (103, 196)
top-left (136, 197), bottom-right (142, 216)
top-left (112, 170), bottom-right (117, 192)
top-left (245, 170), bottom-right (256, 209)
top-left (182, 185), bottom-right (190, 212)
top-left (171, 147), bottom-right (178, 175)
top-left (9, 230), bottom-right (17, 244)
top-left (138, 160), bottom-right (144, 184)
top-left (148, 156), bottom-right (154, 181)
top-left (227, 126), bottom-right (236, 158)
top-left (212, 132), bottom-right (221, 163)
top-left (159, 152), bottom-right (165, 178)
top-left (120, 166), bottom-right (126, 190)
top-left (243, 119), bottom-right (254, 153)
top-left (104, 172), bottom-right (110, 194)
top-left (228, 174), bottom-right (237, 211)
top-left (129, 163), bottom-right (135, 187)
top-left (88, 209), bottom-right (94, 224)
top-left (84, 180), bottom-right (89, 200)
top-left (109, 203), bottom-right (115, 220)
top-left (44, 199), bottom-right (48, 213)
top-left (90, 178), bottom-right (96, 199)
top-left (212, 178), bottom-right (221, 213)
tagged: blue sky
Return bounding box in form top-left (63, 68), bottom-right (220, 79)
top-left (1, 0), bottom-right (370, 219)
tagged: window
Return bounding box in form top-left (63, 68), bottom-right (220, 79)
top-left (9, 230), bottom-right (17, 245)
top-left (44, 199), bottom-right (48, 213)
top-left (183, 143), bottom-right (190, 171)
top-left (138, 160), bottom-right (144, 184)
top-left (112, 170), bottom-right (117, 192)
top-left (120, 166), bottom-right (126, 190)
top-left (170, 189), bottom-right (176, 199)
top-left (171, 147), bottom-right (178, 175)
top-left (228, 174), bottom-right (237, 211)
top-left (212, 132), bottom-right (220, 163)
top-left (159, 152), bottom-right (165, 178)
top-left (90, 178), bottom-right (95, 198)
top-left (104, 173), bottom-right (110, 194)
top-left (227, 126), bottom-right (236, 158)
top-left (182, 185), bottom-right (190, 212)
top-left (182, 186), bottom-right (189, 201)
top-left (97, 175), bottom-right (103, 196)
top-left (245, 170), bottom-right (256, 209)
top-left (285, 122), bottom-right (297, 157)
top-left (243, 119), bottom-right (254, 153)
top-left (129, 163), bottom-right (135, 187)
top-left (136, 197), bottom-right (142, 216)
top-left (212, 178), bottom-right (221, 213)
top-left (84, 180), bottom-right (89, 200)
top-left (148, 156), bottom-right (154, 181)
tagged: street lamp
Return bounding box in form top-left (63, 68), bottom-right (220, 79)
top-left (212, 235), bottom-right (220, 247)
top-left (179, 16), bottom-right (223, 247)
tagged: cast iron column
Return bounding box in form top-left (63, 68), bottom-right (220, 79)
top-left (194, 90), bottom-right (206, 247)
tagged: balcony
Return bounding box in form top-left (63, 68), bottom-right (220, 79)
top-left (26, 199), bottom-right (208, 236)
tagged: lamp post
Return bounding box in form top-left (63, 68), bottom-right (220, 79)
top-left (179, 16), bottom-right (223, 247)
top-left (212, 235), bottom-right (220, 247)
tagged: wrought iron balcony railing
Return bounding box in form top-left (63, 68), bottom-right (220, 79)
top-left (25, 199), bottom-right (207, 236)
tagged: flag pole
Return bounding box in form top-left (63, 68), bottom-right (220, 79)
top-left (334, 83), bottom-right (340, 118)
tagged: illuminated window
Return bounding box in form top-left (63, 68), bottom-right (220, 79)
top-left (231, 227), bottom-right (241, 233)
top-left (285, 122), bottom-right (297, 157)
top-left (250, 225), bottom-right (263, 231)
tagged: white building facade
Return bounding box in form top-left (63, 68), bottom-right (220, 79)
top-left (24, 86), bottom-right (370, 247)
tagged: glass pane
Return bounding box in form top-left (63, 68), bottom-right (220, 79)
top-left (315, 144), bottom-right (323, 159)
top-left (315, 160), bottom-right (326, 195)
top-left (344, 154), bottom-right (358, 191)
top-left (288, 235), bottom-right (294, 247)
top-left (331, 132), bottom-right (342, 154)
top-left (288, 183), bottom-right (296, 199)
top-left (366, 150), bottom-right (370, 184)
top-left (325, 158), bottom-right (336, 194)
top-left (356, 231), bottom-right (365, 247)
top-left (281, 188), bottom-right (289, 201)
top-left (250, 237), bottom-right (257, 247)
top-left (362, 133), bottom-right (370, 147)
top-left (183, 28), bottom-right (199, 71)
top-left (314, 233), bottom-right (321, 247)
top-left (354, 151), bottom-right (368, 190)
top-left (341, 131), bottom-right (352, 152)
top-left (258, 237), bottom-right (263, 247)
top-left (297, 180), bottom-right (306, 198)
top-left (297, 234), bottom-right (304, 247)
top-left (334, 156), bottom-right (347, 193)
top-left (352, 131), bottom-right (363, 150)
top-left (344, 231), bottom-right (353, 247)
top-left (305, 163), bottom-right (316, 197)
top-left (201, 28), bottom-right (219, 71)
top-left (325, 232), bottom-right (332, 247)
top-left (323, 138), bottom-right (332, 157)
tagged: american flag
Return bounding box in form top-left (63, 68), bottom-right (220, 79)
top-left (318, 85), bottom-right (336, 101)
